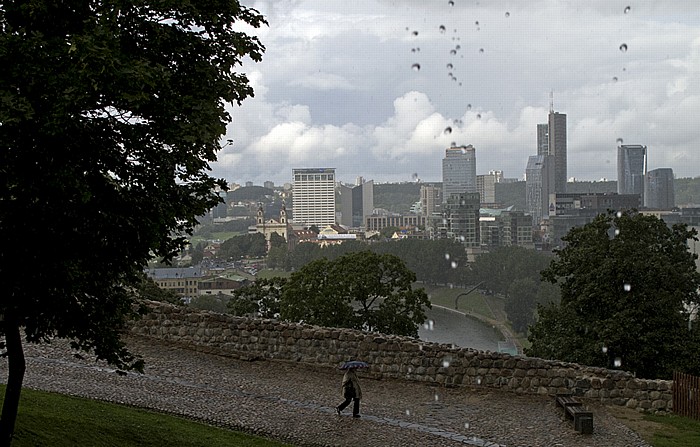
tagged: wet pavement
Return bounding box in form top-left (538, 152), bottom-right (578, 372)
top-left (419, 305), bottom-right (500, 352)
top-left (1, 336), bottom-right (651, 447)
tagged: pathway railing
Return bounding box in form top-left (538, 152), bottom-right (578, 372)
top-left (673, 371), bottom-right (700, 420)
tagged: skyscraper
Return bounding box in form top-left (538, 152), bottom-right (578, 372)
top-left (292, 168), bottom-right (336, 226)
top-left (644, 168), bottom-right (675, 210)
top-left (548, 111), bottom-right (567, 193)
top-left (617, 145), bottom-right (647, 204)
top-left (337, 176), bottom-right (374, 227)
top-left (526, 154), bottom-right (555, 225)
top-left (442, 145), bottom-right (476, 202)
top-left (537, 123), bottom-right (549, 156)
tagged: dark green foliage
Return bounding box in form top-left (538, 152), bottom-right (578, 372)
top-left (190, 242), bottom-right (206, 266)
top-left (227, 186), bottom-right (274, 202)
top-left (0, 0), bottom-right (265, 442)
top-left (134, 273), bottom-right (182, 306)
top-left (219, 233), bottom-right (267, 260)
top-left (527, 211), bottom-right (700, 379)
top-left (188, 294), bottom-right (230, 314)
top-left (674, 177), bottom-right (700, 206)
top-left (228, 277), bottom-right (286, 318)
top-left (280, 252), bottom-right (431, 337)
top-left (373, 183), bottom-right (421, 213)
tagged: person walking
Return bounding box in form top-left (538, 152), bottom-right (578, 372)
top-left (336, 367), bottom-right (362, 417)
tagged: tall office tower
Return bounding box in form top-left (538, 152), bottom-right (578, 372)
top-left (537, 123), bottom-right (549, 156)
top-left (337, 176), bottom-right (374, 228)
top-left (420, 184), bottom-right (442, 217)
top-left (526, 154), bottom-right (555, 225)
top-left (292, 168), bottom-right (336, 226)
top-left (548, 110), bottom-right (567, 193)
top-left (441, 192), bottom-right (481, 247)
top-left (477, 172), bottom-right (498, 204)
top-left (442, 145), bottom-right (477, 202)
top-left (644, 168), bottom-right (675, 210)
top-left (617, 145), bottom-right (647, 204)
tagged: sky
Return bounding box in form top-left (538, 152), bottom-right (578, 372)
top-left (213, 1), bottom-right (700, 186)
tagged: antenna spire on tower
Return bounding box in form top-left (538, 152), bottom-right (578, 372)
top-left (549, 90), bottom-right (554, 113)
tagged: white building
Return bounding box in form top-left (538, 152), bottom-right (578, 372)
top-left (292, 168), bottom-right (336, 226)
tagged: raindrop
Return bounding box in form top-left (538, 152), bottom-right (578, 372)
top-left (442, 358), bottom-right (451, 368)
top-left (444, 126), bottom-right (452, 135)
top-left (428, 320), bottom-right (434, 330)
top-left (616, 137), bottom-right (623, 146)
top-left (505, 11), bottom-right (510, 18)
top-left (455, 45), bottom-right (461, 50)
top-left (619, 43), bottom-right (628, 52)
top-left (450, 49), bottom-right (457, 55)
top-left (447, 63), bottom-right (453, 69)
top-left (411, 63), bottom-right (421, 71)
top-left (623, 283), bottom-right (631, 292)
top-left (439, 25), bottom-right (446, 33)
top-left (411, 48), bottom-right (416, 53)
top-left (612, 76), bottom-right (618, 82)
top-left (406, 409), bottom-right (411, 416)
top-left (616, 211), bottom-right (623, 218)
top-left (416, 47), bottom-right (420, 52)
top-left (614, 357), bottom-right (622, 367)
top-left (602, 346), bottom-right (608, 354)
top-left (459, 235), bottom-right (465, 242)
top-left (412, 30), bottom-right (419, 36)
top-left (475, 21), bottom-right (479, 26)
top-left (445, 253), bottom-right (451, 260)
top-left (458, 82), bottom-right (462, 86)
top-left (479, 48), bottom-right (484, 53)
top-left (448, 0), bottom-right (454, 5)
top-left (451, 261), bottom-right (458, 269)
top-left (622, 67), bottom-right (627, 71)
top-left (615, 228), bottom-right (620, 236)
top-left (476, 377), bottom-right (482, 385)
top-left (624, 6), bottom-right (631, 14)
top-left (464, 422), bottom-right (470, 429)
top-left (434, 393), bottom-right (440, 401)
top-left (466, 104), bottom-right (472, 111)
top-left (448, 72), bottom-right (453, 77)
top-left (476, 113), bottom-right (482, 119)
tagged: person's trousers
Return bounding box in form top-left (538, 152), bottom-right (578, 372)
top-left (337, 397), bottom-right (360, 415)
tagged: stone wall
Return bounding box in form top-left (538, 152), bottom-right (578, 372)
top-left (130, 301), bottom-right (673, 412)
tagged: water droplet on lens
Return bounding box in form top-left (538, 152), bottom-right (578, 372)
top-left (451, 261), bottom-right (458, 269)
top-left (612, 76), bottom-right (618, 82)
top-left (619, 43), bottom-right (628, 52)
top-left (447, 63), bottom-right (453, 69)
top-left (616, 211), bottom-right (623, 218)
top-left (445, 253), bottom-right (451, 260)
top-left (411, 48), bottom-right (416, 53)
top-left (614, 228), bottom-right (620, 236)
top-left (624, 6), bottom-right (631, 14)
top-left (623, 283), bottom-right (631, 292)
top-left (616, 137), bottom-right (623, 146)
top-left (444, 126), bottom-right (452, 135)
top-left (602, 346), bottom-right (608, 353)
top-left (448, 0), bottom-right (454, 6)
top-left (450, 49), bottom-right (457, 55)
top-left (455, 45), bottom-right (461, 50)
top-left (475, 21), bottom-right (479, 26)
top-left (505, 11), bottom-right (510, 17)
top-left (614, 357), bottom-right (622, 367)
top-left (476, 113), bottom-right (481, 119)
top-left (479, 48), bottom-right (484, 53)
top-left (413, 30), bottom-right (419, 36)
top-left (466, 104), bottom-right (472, 111)
top-left (439, 25), bottom-right (446, 33)
top-left (411, 63), bottom-right (421, 71)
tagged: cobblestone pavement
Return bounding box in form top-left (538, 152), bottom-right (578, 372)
top-left (1, 336), bottom-right (651, 447)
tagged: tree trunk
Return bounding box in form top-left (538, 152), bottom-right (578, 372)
top-left (0, 316), bottom-right (25, 447)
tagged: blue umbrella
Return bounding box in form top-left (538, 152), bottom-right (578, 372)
top-left (339, 360), bottom-right (369, 370)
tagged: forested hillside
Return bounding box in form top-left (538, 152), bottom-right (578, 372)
top-left (675, 177), bottom-right (700, 206)
top-left (374, 182), bottom-right (422, 213)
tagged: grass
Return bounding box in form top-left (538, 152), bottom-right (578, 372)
top-left (606, 405), bottom-right (700, 447)
top-left (420, 284), bottom-right (500, 320)
top-left (2, 386), bottom-right (290, 447)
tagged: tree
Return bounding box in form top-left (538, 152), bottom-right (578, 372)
top-left (219, 233), bottom-right (267, 260)
top-left (527, 211), bottom-right (700, 379)
top-left (281, 251), bottom-right (431, 337)
top-left (0, 1), bottom-right (265, 443)
top-left (228, 277), bottom-right (286, 318)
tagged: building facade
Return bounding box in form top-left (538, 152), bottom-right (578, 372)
top-left (548, 111), bottom-right (567, 193)
top-left (442, 145), bottom-right (476, 202)
top-left (617, 145), bottom-right (647, 204)
top-left (644, 168), bottom-right (675, 210)
top-left (420, 184), bottom-right (442, 218)
top-left (477, 172), bottom-right (499, 204)
top-left (292, 168), bottom-right (336, 226)
top-left (337, 176), bottom-right (374, 228)
top-left (437, 192), bottom-right (481, 247)
top-left (525, 154), bottom-right (555, 225)
top-left (537, 123), bottom-right (549, 156)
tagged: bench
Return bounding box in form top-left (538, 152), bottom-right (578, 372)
top-left (554, 394), bottom-right (593, 434)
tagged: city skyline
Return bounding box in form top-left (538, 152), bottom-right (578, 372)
top-left (213, 1), bottom-right (700, 186)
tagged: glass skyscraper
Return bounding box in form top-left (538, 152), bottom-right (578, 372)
top-left (442, 145), bottom-right (477, 203)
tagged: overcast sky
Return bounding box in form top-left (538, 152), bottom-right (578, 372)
top-left (213, 1), bottom-right (700, 186)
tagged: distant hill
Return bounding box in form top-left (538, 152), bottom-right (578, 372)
top-left (227, 186), bottom-right (274, 203)
top-left (675, 177), bottom-right (700, 206)
top-left (374, 182), bottom-right (422, 213)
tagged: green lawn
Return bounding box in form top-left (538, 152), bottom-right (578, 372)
top-left (644, 413), bottom-right (700, 447)
top-left (420, 284), bottom-right (500, 320)
top-left (3, 386), bottom-right (290, 447)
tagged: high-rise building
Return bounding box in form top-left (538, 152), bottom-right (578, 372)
top-left (477, 172), bottom-right (498, 204)
top-left (292, 168), bottom-right (336, 226)
top-left (420, 184), bottom-right (442, 217)
top-left (337, 176), bottom-right (374, 228)
top-left (438, 192), bottom-right (481, 247)
top-left (442, 145), bottom-right (476, 202)
top-left (537, 123), bottom-right (549, 156)
top-left (548, 111), bottom-right (567, 193)
top-left (617, 145), bottom-right (647, 204)
top-left (645, 168), bottom-right (675, 210)
top-left (526, 154), bottom-right (555, 225)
